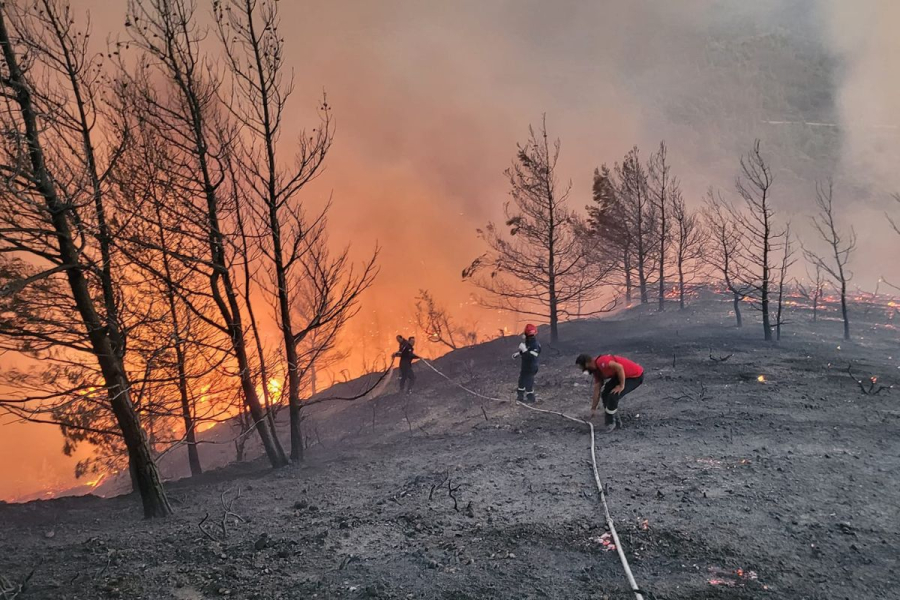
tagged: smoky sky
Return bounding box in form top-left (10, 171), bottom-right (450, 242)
top-left (2, 0), bottom-right (899, 501)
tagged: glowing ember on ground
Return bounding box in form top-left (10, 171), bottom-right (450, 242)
top-left (757, 375), bottom-right (766, 382)
top-left (590, 532), bottom-right (617, 551)
top-left (708, 567), bottom-right (760, 587)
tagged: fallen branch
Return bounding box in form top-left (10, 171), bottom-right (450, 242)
top-left (664, 381), bottom-right (708, 403)
top-left (429, 472), bottom-right (450, 501)
top-left (94, 557), bottom-right (111, 581)
top-left (197, 487), bottom-right (245, 543)
top-left (198, 512), bottom-right (220, 543)
top-left (447, 477), bottom-right (462, 512)
top-left (220, 487), bottom-right (246, 539)
top-left (709, 348), bottom-right (733, 363)
top-left (847, 364), bottom-right (889, 396)
top-left (0, 564), bottom-right (37, 600)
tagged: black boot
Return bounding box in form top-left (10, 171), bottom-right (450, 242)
top-left (525, 390), bottom-right (536, 404)
top-left (604, 412), bottom-right (617, 433)
top-left (516, 388), bottom-right (525, 403)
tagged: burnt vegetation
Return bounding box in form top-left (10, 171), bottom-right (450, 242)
top-left (0, 0), bottom-right (375, 517)
top-left (0, 4), bottom-right (897, 599)
top-left (0, 0), bottom-right (893, 538)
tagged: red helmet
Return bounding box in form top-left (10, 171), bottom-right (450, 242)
top-left (523, 324), bottom-right (537, 336)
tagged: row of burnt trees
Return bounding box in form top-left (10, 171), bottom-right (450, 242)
top-left (466, 119), bottom-right (857, 344)
top-left (703, 145), bottom-right (856, 341)
top-left (585, 142), bottom-right (705, 312)
top-left (0, 0), bottom-right (375, 517)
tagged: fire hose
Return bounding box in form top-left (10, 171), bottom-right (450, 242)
top-left (420, 359), bottom-right (646, 600)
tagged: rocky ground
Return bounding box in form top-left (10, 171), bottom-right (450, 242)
top-left (1, 300), bottom-right (898, 599)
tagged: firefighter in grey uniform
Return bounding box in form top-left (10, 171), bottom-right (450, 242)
top-left (512, 324), bottom-right (541, 403)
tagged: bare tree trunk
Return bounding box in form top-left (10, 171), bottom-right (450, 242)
top-left (125, 0), bottom-right (288, 469)
top-left (762, 231), bottom-right (772, 341)
top-left (151, 201), bottom-right (202, 477)
top-left (176, 345), bottom-right (202, 477)
top-left (650, 142), bottom-right (671, 312)
top-left (545, 125), bottom-right (560, 343)
top-left (637, 240), bottom-right (648, 304)
top-left (548, 227), bottom-right (559, 343)
top-left (624, 248), bottom-right (633, 305)
top-left (840, 281), bottom-right (850, 340)
top-left (775, 225), bottom-right (794, 342)
top-left (733, 293), bottom-right (743, 327)
top-left (732, 141), bottom-right (777, 342)
top-left (0, 10), bottom-right (171, 517)
top-left (233, 191), bottom-right (286, 460)
top-left (805, 181), bottom-right (855, 341)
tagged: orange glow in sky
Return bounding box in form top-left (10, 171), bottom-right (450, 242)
top-left (3, 0), bottom-right (900, 502)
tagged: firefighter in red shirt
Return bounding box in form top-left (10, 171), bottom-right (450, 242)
top-left (575, 353), bottom-right (645, 432)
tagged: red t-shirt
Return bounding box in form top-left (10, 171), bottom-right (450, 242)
top-left (594, 355), bottom-right (643, 381)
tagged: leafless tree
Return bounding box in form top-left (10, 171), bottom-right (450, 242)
top-left (0, 1), bottom-right (171, 516)
top-left (102, 100), bottom-right (255, 481)
top-left (796, 263), bottom-right (825, 322)
top-left (231, 167), bottom-right (283, 451)
top-left (703, 189), bottom-right (748, 327)
top-left (670, 188), bottom-right (706, 309)
top-left (775, 223), bottom-right (797, 341)
top-left (414, 289), bottom-right (478, 351)
top-left (648, 141), bottom-right (676, 311)
top-left (464, 117), bottom-right (612, 343)
top-left (123, 0), bottom-right (288, 468)
top-left (803, 181), bottom-right (855, 340)
top-left (729, 140), bottom-right (783, 341)
top-left (215, 0), bottom-right (377, 461)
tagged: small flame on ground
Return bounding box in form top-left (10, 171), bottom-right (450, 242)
top-left (757, 375), bottom-right (766, 383)
top-left (84, 473), bottom-right (106, 488)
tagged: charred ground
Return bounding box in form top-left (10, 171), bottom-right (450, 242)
top-left (1, 300), bottom-right (898, 599)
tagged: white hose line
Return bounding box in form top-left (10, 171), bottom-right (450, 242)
top-left (420, 359), bottom-right (645, 600)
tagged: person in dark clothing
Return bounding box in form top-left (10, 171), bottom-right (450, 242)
top-left (512, 324), bottom-right (541, 403)
top-left (393, 335), bottom-right (419, 394)
top-left (575, 353), bottom-right (644, 432)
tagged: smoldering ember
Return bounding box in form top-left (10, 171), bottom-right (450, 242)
top-left (0, 1), bottom-right (898, 599)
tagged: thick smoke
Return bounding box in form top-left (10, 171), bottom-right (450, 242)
top-left (825, 0), bottom-right (900, 187)
top-left (2, 0), bottom-right (899, 501)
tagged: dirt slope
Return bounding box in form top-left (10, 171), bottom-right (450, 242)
top-left (1, 301), bottom-right (898, 599)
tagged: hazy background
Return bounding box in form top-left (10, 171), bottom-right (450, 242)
top-left (2, 0), bottom-right (898, 501)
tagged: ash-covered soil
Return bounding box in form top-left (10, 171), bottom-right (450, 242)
top-left (1, 301), bottom-right (898, 599)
